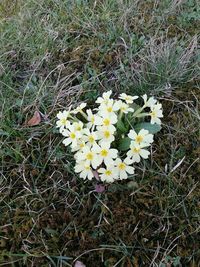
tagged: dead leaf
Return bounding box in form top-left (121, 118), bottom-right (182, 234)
top-left (74, 261), bottom-right (86, 267)
top-left (27, 111), bottom-right (41, 126)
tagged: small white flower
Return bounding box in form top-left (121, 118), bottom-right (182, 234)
top-left (128, 129), bottom-right (153, 146)
top-left (72, 121), bottom-right (84, 132)
top-left (76, 146), bottom-right (101, 169)
top-left (114, 100), bottom-right (134, 114)
top-left (62, 125), bottom-right (82, 148)
top-left (92, 142), bottom-right (118, 166)
top-left (127, 142), bottom-right (150, 162)
top-left (97, 113), bottom-right (117, 131)
top-left (82, 129), bottom-right (98, 147)
top-left (71, 140), bottom-right (86, 152)
top-left (149, 103), bottom-right (163, 124)
top-left (98, 166), bottom-right (118, 183)
top-left (74, 161), bottom-right (94, 180)
top-left (98, 99), bottom-right (119, 116)
top-left (56, 110), bottom-right (70, 132)
top-left (119, 93), bottom-right (138, 104)
top-left (96, 90), bottom-right (112, 105)
top-left (114, 157), bottom-right (135, 180)
top-left (71, 103), bottom-right (87, 114)
top-left (96, 126), bottom-right (115, 144)
top-left (142, 94), bottom-right (157, 108)
top-left (86, 109), bottom-right (102, 129)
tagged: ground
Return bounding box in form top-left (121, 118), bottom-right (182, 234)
top-left (0, 0), bottom-right (200, 266)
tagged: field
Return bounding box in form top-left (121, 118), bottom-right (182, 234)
top-left (0, 0), bottom-right (200, 266)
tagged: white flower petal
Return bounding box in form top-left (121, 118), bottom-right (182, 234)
top-left (128, 130), bottom-right (137, 139)
top-left (119, 170), bottom-right (127, 180)
top-left (140, 149), bottom-right (150, 159)
top-left (131, 154), bottom-right (141, 163)
top-left (126, 166), bottom-right (135, 174)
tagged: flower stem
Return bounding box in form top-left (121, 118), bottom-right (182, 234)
top-left (80, 111), bottom-right (88, 120)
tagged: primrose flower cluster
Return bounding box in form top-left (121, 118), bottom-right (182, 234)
top-left (56, 91), bottom-right (163, 183)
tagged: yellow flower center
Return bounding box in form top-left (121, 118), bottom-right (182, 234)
top-left (80, 143), bottom-right (85, 148)
top-left (100, 149), bottom-right (108, 157)
top-left (120, 106), bottom-right (126, 111)
top-left (85, 165), bottom-right (90, 171)
top-left (86, 152), bottom-right (93, 160)
top-left (132, 147), bottom-right (140, 153)
top-left (107, 107), bottom-right (113, 113)
top-left (104, 131), bottom-right (111, 138)
top-left (150, 111), bottom-right (156, 118)
top-left (88, 135), bottom-right (95, 143)
top-left (70, 132), bottom-right (76, 139)
top-left (61, 118), bottom-right (67, 125)
top-left (118, 163), bottom-right (126, 170)
top-left (103, 118), bottom-right (110, 126)
top-left (76, 126), bottom-right (82, 131)
top-left (91, 116), bottom-right (95, 123)
top-left (135, 135), bottom-right (143, 143)
top-left (105, 170), bottom-right (112, 176)
top-left (104, 131), bottom-right (110, 138)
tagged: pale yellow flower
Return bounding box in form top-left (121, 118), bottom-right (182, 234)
top-left (149, 103), bottom-right (163, 124)
top-left (127, 142), bottom-right (150, 162)
top-left (62, 124), bottom-right (82, 148)
top-left (96, 90), bottom-right (112, 105)
top-left (56, 110), bottom-right (70, 132)
top-left (128, 129), bottom-right (153, 146)
top-left (76, 146), bottom-right (101, 169)
top-left (98, 166), bottom-right (118, 183)
top-left (86, 109), bottom-right (102, 129)
top-left (92, 142), bottom-right (118, 166)
top-left (114, 157), bottom-right (135, 180)
top-left (74, 161), bottom-right (94, 180)
top-left (71, 103), bottom-right (87, 114)
top-left (96, 126), bottom-right (115, 144)
top-left (119, 93), bottom-right (138, 104)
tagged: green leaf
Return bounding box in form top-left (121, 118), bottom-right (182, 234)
top-left (118, 137), bottom-right (131, 151)
top-left (134, 122), bottom-right (161, 134)
top-left (116, 119), bottom-right (127, 133)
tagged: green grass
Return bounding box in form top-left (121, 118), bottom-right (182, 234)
top-left (0, 0), bottom-right (200, 266)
